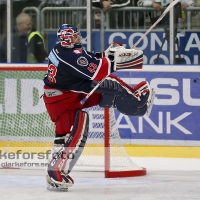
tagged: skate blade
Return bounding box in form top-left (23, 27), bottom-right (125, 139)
top-left (46, 182), bottom-right (69, 192)
top-left (146, 89), bottom-right (156, 117)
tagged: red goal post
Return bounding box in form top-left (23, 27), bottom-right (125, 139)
top-left (0, 64), bottom-right (146, 178)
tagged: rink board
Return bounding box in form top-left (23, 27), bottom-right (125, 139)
top-left (0, 64), bottom-right (200, 158)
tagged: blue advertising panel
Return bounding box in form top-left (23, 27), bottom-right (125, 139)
top-left (114, 68), bottom-right (200, 141)
top-left (104, 31), bottom-right (200, 65)
top-left (48, 31), bottom-right (200, 65)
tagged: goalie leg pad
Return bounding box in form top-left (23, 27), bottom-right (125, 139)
top-left (93, 78), bottom-right (153, 116)
top-left (93, 78), bottom-right (149, 107)
top-left (99, 93), bottom-right (116, 108)
top-left (132, 81), bottom-right (152, 107)
top-left (137, 105), bottom-right (148, 116)
top-left (115, 96), bottom-right (148, 116)
top-left (47, 110), bottom-right (89, 187)
top-left (93, 78), bottom-right (142, 108)
top-left (115, 81), bottom-right (154, 116)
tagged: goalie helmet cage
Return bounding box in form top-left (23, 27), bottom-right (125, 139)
top-left (0, 64), bottom-right (146, 178)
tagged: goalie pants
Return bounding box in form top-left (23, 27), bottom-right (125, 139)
top-left (43, 85), bottom-right (102, 135)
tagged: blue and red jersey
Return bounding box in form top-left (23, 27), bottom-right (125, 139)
top-left (44, 43), bottom-right (114, 93)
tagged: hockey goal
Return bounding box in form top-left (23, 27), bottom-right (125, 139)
top-left (0, 64), bottom-right (146, 178)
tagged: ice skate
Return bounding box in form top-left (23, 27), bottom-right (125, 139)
top-left (46, 172), bottom-right (74, 191)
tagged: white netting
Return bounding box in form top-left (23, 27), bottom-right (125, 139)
top-left (77, 106), bottom-right (141, 171)
top-left (0, 66), bottom-right (142, 173)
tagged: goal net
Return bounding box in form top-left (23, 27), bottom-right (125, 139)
top-left (0, 64), bottom-right (146, 177)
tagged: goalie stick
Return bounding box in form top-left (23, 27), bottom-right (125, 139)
top-left (80, 77), bottom-right (106, 105)
top-left (132, 0), bottom-right (180, 48)
top-left (80, 0), bottom-right (180, 113)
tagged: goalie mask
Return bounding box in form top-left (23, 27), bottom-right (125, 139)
top-left (57, 24), bottom-right (82, 48)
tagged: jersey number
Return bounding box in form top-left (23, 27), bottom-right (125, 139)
top-left (48, 64), bottom-right (57, 83)
top-left (87, 63), bottom-right (97, 73)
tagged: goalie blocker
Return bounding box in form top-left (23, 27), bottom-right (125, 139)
top-left (92, 75), bottom-right (155, 117)
top-left (97, 43), bottom-right (143, 70)
top-left (111, 46), bottom-right (143, 70)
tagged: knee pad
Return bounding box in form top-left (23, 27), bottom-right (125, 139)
top-left (47, 110), bottom-right (89, 182)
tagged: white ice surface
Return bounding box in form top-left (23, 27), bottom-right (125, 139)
top-left (0, 157), bottom-right (200, 200)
